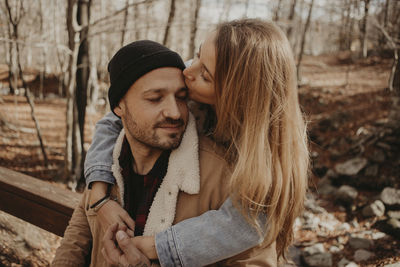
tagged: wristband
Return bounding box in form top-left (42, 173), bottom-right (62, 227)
top-left (93, 196), bottom-right (111, 212)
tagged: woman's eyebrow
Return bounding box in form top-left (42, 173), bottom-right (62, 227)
top-left (198, 45), bottom-right (214, 81)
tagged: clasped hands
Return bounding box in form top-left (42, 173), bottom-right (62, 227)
top-left (93, 192), bottom-right (157, 267)
top-left (102, 223), bottom-right (156, 267)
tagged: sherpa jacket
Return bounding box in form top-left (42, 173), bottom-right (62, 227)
top-left (52, 114), bottom-right (277, 267)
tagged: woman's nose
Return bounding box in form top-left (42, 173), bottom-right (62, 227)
top-left (183, 67), bottom-right (194, 81)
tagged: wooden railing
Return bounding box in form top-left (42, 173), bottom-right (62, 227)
top-left (0, 166), bottom-right (81, 236)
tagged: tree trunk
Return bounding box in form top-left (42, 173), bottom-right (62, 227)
top-left (188, 0), bottom-right (201, 59)
top-left (121, 0), bottom-right (130, 46)
top-left (339, 0), bottom-right (352, 51)
top-left (273, 0), bottom-right (283, 22)
top-left (244, 0), bottom-right (250, 17)
top-left (134, 3), bottom-right (140, 40)
top-left (286, 0), bottom-right (297, 43)
top-left (296, 0), bottom-right (314, 82)
top-left (378, 0), bottom-right (390, 46)
top-left (163, 0), bottom-right (176, 46)
top-left (65, 0), bottom-right (83, 184)
top-left (76, 0), bottom-right (91, 155)
top-left (4, 0), bottom-right (49, 167)
top-left (360, 0), bottom-right (370, 58)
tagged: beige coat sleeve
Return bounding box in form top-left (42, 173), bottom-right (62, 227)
top-left (51, 191), bottom-right (92, 267)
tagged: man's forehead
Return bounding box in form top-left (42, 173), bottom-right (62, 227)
top-left (132, 67), bottom-right (184, 92)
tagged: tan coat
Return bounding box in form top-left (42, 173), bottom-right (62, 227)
top-left (52, 114), bottom-right (277, 267)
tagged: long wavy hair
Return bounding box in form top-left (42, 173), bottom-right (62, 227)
top-left (213, 19), bottom-right (309, 258)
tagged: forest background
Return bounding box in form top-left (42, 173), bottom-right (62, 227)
top-left (0, 0), bottom-right (399, 266)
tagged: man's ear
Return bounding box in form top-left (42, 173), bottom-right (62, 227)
top-left (113, 103), bottom-right (123, 117)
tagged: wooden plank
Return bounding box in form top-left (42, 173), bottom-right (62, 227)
top-left (0, 166), bottom-right (81, 236)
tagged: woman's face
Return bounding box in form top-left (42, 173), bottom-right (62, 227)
top-left (183, 32), bottom-right (217, 105)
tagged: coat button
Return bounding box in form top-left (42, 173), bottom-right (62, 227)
top-left (168, 191), bottom-right (172, 195)
top-left (161, 219), bottom-right (165, 223)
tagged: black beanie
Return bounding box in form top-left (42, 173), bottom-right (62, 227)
top-left (108, 40), bottom-right (185, 113)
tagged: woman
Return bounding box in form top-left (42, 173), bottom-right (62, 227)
top-left (86, 18), bottom-right (309, 266)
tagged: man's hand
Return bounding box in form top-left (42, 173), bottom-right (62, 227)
top-left (102, 223), bottom-right (151, 267)
top-left (90, 182), bottom-right (135, 236)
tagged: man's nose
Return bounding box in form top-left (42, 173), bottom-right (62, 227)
top-left (163, 98), bottom-right (181, 120)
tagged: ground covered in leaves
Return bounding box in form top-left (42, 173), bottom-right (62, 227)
top-left (0, 54), bottom-right (399, 266)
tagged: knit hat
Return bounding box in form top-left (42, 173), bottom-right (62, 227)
top-left (108, 40), bottom-right (185, 113)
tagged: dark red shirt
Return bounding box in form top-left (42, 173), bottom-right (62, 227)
top-left (119, 138), bottom-right (170, 236)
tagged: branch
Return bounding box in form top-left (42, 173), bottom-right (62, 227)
top-left (84, 0), bottom-right (154, 31)
top-left (370, 16), bottom-right (399, 49)
top-left (0, 37), bottom-right (72, 55)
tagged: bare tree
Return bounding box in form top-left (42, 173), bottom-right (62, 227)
top-left (188, 0), bottom-right (202, 59)
top-left (134, 3), bottom-right (140, 40)
top-left (244, 0), bottom-right (250, 17)
top-left (339, 0), bottom-right (352, 50)
top-left (273, 0), bottom-right (283, 22)
top-left (121, 0), bottom-right (130, 46)
top-left (65, 0), bottom-right (83, 184)
top-left (286, 0), bottom-right (297, 43)
top-left (296, 0), bottom-right (314, 82)
top-left (163, 0), bottom-right (176, 46)
top-left (4, 0), bottom-right (49, 167)
top-left (360, 0), bottom-right (370, 58)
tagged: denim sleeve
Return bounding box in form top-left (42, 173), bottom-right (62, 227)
top-left (84, 112), bottom-right (122, 186)
top-left (155, 197), bottom-right (266, 267)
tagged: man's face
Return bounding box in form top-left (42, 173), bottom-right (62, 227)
top-left (115, 67), bottom-right (189, 150)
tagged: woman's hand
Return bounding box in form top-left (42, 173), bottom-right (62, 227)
top-left (90, 182), bottom-right (135, 236)
top-left (130, 236), bottom-right (158, 260)
top-left (97, 199), bottom-right (135, 237)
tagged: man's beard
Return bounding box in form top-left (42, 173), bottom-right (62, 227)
top-left (123, 109), bottom-right (185, 150)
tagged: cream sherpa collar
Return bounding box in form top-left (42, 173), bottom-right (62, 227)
top-left (111, 112), bottom-right (199, 236)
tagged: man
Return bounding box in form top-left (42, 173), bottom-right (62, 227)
top-left (52, 40), bottom-right (233, 267)
top-left (52, 41), bottom-right (275, 267)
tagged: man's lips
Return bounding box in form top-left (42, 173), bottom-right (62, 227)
top-left (156, 123), bottom-right (184, 132)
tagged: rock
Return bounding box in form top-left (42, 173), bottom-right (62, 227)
top-left (353, 249), bottom-right (374, 262)
top-left (370, 149), bottom-right (386, 163)
top-left (303, 243), bottom-right (325, 256)
top-left (364, 164), bottom-right (379, 177)
top-left (338, 236), bottom-right (347, 244)
top-left (337, 222), bottom-right (351, 231)
top-left (336, 185), bottom-right (358, 204)
top-left (305, 197), bottom-right (327, 214)
top-left (386, 218), bottom-right (400, 239)
top-left (383, 263), bottom-right (400, 267)
top-left (374, 218), bottom-right (400, 239)
top-left (371, 232), bottom-right (386, 239)
top-left (376, 142), bottom-right (391, 151)
top-left (380, 187), bottom-right (400, 207)
top-left (350, 219), bottom-right (360, 228)
top-left (302, 212), bottom-right (320, 230)
top-left (286, 245), bottom-right (302, 267)
top-left (325, 169), bottom-right (339, 179)
top-left (338, 258), bottom-right (360, 267)
top-left (334, 158), bottom-right (368, 176)
top-left (345, 262), bottom-right (359, 267)
top-left (388, 211), bottom-right (400, 219)
top-left (348, 236), bottom-right (374, 249)
top-left (362, 200), bottom-right (385, 218)
top-left (329, 245), bottom-right (341, 253)
top-left (318, 183), bottom-right (337, 195)
top-left (302, 252), bottom-right (332, 267)
top-left (338, 258), bottom-right (350, 267)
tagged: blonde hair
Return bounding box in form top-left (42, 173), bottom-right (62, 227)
top-left (213, 19), bottom-right (309, 257)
